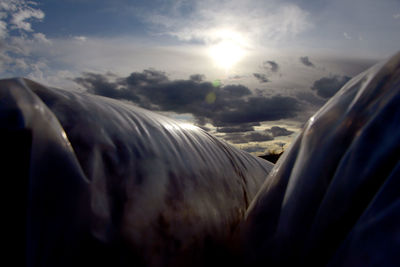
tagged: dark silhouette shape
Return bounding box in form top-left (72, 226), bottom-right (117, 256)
top-left (259, 152), bottom-right (283, 164)
top-left (239, 51), bottom-right (400, 267)
top-left (0, 78), bottom-right (272, 267)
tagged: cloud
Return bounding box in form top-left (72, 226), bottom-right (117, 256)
top-left (223, 133), bottom-right (249, 144)
top-left (10, 6), bottom-right (44, 31)
top-left (73, 36), bottom-right (87, 42)
top-left (228, 75), bottom-right (245, 80)
top-left (1, 1), bottom-right (43, 38)
top-left (243, 145), bottom-right (267, 154)
top-left (74, 72), bottom-right (128, 100)
top-left (75, 70), bottom-right (214, 114)
top-left (0, 0), bottom-right (44, 33)
top-left (0, 20), bottom-right (7, 38)
top-left (213, 96), bottom-right (300, 125)
top-left (299, 56), bottom-right (315, 67)
top-left (126, 69), bottom-right (169, 87)
top-left (295, 91), bottom-right (326, 107)
top-left (343, 32), bottom-right (352, 40)
top-left (224, 132), bottom-right (274, 144)
top-left (190, 74), bottom-right (205, 82)
top-left (393, 13), bottom-right (400, 19)
top-left (216, 124), bottom-right (256, 133)
top-left (33, 32), bottom-right (51, 44)
top-left (140, 0), bottom-right (311, 47)
top-left (253, 60), bottom-right (280, 84)
top-left (74, 70), bottom-right (302, 127)
top-left (219, 84), bottom-right (252, 97)
top-left (0, 0), bottom-right (50, 77)
top-left (263, 60), bottom-right (279, 72)
top-left (246, 132), bottom-right (274, 142)
top-left (265, 126), bottom-right (294, 137)
top-left (253, 73), bottom-right (269, 83)
top-left (311, 75), bottom-right (352, 98)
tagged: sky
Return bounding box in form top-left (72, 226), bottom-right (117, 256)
top-left (1, 0), bottom-right (399, 155)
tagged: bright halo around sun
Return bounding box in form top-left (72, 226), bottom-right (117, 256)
top-left (208, 29), bottom-right (247, 70)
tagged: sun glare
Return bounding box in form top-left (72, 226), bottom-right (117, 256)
top-left (208, 29), bottom-right (247, 70)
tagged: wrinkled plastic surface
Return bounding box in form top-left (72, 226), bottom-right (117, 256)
top-left (2, 52), bottom-right (399, 267)
top-left (0, 78), bottom-right (273, 267)
top-left (240, 52), bottom-right (400, 266)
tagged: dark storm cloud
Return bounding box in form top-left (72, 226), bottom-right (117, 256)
top-left (253, 73), bottom-right (270, 83)
top-left (263, 60), bottom-right (279, 72)
top-left (214, 96), bottom-right (300, 125)
top-left (295, 91), bottom-right (327, 107)
top-left (74, 73), bottom-right (136, 101)
top-left (77, 70), bottom-right (215, 112)
top-left (265, 126), bottom-right (294, 137)
top-left (74, 70), bottom-right (302, 127)
top-left (311, 75), bottom-right (352, 98)
top-left (246, 132), bottom-right (274, 142)
top-left (190, 74), bottom-right (205, 82)
top-left (126, 69), bottom-right (169, 86)
top-left (219, 84), bottom-right (251, 97)
top-left (243, 145), bottom-right (267, 153)
top-left (300, 56), bottom-right (315, 67)
top-left (134, 79), bottom-right (213, 111)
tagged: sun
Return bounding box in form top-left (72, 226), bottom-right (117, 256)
top-left (208, 30), bottom-right (247, 70)
top-left (209, 41), bottom-right (245, 70)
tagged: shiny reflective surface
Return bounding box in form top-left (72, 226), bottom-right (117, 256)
top-left (0, 78), bottom-right (272, 267)
top-left (240, 52), bottom-right (400, 266)
top-left (1, 51), bottom-right (399, 266)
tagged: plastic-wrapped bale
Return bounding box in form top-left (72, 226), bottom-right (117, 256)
top-left (0, 78), bottom-right (273, 267)
top-left (239, 52), bottom-right (400, 266)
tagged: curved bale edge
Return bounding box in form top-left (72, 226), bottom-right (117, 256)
top-left (0, 77), bottom-right (273, 267)
top-left (238, 52), bottom-right (400, 266)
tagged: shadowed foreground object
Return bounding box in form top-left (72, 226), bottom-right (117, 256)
top-left (1, 51), bottom-right (399, 267)
top-left (239, 51), bottom-right (400, 266)
top-left (0, 77), bottom-right (272, 267)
